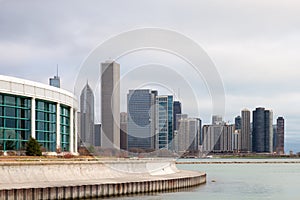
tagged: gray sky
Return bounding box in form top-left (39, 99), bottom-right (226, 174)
top-left (0, 0), bottom-right (299, 152)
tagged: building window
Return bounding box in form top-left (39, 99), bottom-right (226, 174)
top-left (36, 100), bottom-right (56, 152)
top-left (0, 93), bottom-right (31, 151)
top-left (60, 105), bottom-right (70, 151)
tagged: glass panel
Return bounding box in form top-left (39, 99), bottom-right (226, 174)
top-left (5, 107), bottom-right (16, 117)
top-left (6, 119), bottom-right (16, 128)
top-left (5, 96), bottom-right (15, 106)
top-left (37, 101), bottom-right (44, 110)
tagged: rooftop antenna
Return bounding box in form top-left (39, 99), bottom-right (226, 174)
top-left (56, 64), bottom-right (59, 77)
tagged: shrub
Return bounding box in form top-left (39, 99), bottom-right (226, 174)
top-left (25, 137), bottom-right (42, 156)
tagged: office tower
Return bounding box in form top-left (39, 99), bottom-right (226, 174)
top-left (233, 129), bottom-right (242, 152)
top-left (176, 117), bottom-right (201, 153)
top-left (252, 107), bottom-right (273, 153)
top-left (49, 67), bottom-right (60, 88)
top-left (235, 116), bottom-right (242, 130)
top-left (203, 124), bottom-right (234, 152)
top-left (127, 89), bottom-right (157, 150)
top-left (156, 95), bottom-right (173, 150)
top-left (241, 109), bottom-right (251, 152)
top-left (120, 112), bottom-right (128, 150)
top-left (212, 115), bottom-right (223, 125)
top-left (173, 101), bottom-right (182, 132)
top-left (196, 118), bottom-right (202, 147)
top-left (276, 117), bottom-right (285, 154)
top-left (80, 82), bottom-right (94, 146)
top-left (176, 114), bottom-right (188, 132)
top-left (273, 124), bottom-right (277, 152)
top-left (101, 61), bottom-right (120, 148)
top-left (94, 124), bottom-right (101, 147)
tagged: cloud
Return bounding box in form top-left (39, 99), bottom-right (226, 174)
top-left (0, 0), bottom-right (299, 151)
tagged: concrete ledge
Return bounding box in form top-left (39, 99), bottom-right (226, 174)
top-left (0, 160), bottom-right (206, 199)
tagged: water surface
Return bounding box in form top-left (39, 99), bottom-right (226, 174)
top-left (101, 159), bottom-right (300, 200)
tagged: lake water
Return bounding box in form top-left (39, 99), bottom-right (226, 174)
top-left (103, 159), bottom-right (300, 200)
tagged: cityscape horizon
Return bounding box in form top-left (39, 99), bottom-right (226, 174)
top-left (0, 1), bottom-right (299, 153)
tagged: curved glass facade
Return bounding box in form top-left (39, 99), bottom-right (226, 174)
top-left (0, 94), bottom-right (31, 151)
top-left (35, 100), bottom-right (56, 152)
top-left (60, 105), bottom-right (70, 151)
top-left (0, 93), bottom-right (74, 153)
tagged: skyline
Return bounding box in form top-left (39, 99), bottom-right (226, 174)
top-left (0, 1), bottom-right (299, 152)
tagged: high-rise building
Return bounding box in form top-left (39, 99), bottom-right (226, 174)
top-left (120, 112), bottom-right (128, 150)
top-left (196, 118), bottom-right (202, 148)
top-left (49, 67), bottom-right (60, 88)
top-left (203, 124), bottom-right (234, 152)
top-left (233, 129), bottom-right (242, 152)
top-left (252, 107), bottom-right (273, 153)
top-left (276, 117), bottom-right (285, 154)
top-left (80, 82), bottom-right (94, 146)
top-left (241, 109), bottom-right (251, 152)
top-left (176, 117), bottom-right (201, 153)
top-left (156, 95), bottom-right (173, 150)
top-left (101, 61), bottom-right (120, 148)
top-left (127, 89), bottom-right (157, 150)
top-left (235, 116), bottom-right (242, 130)
top-left (212, 115), bottom-right (223, 125)
top-left (94, 124), bottom-right (101, 147)
top-left (272, 124), bottom-right (277, 152)
top-left (173, 101), bottom-right (182, 132)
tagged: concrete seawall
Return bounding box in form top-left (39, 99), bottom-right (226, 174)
top-left (0, 160), bottom-right (206, 199)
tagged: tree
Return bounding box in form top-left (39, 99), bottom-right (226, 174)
top-left (26, 137), bottom-right (42, 156)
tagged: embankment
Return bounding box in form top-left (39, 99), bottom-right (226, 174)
top-left (0, 159), bottom-right (206, 199)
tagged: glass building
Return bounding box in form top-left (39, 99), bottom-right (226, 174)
top-left (252, 107), bottom-right (273, 153)
top-left (0, 75), bottom-right (78, 154)
top-left (156, 95), bottom-right (173, 150)
top-left (127, 89), bottom-right (157, 150)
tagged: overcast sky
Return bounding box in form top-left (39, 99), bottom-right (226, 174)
top-left (0, 0), bottom-right (299, 152)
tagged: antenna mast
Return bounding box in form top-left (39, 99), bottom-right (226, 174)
top-left (56, 64), bottom-right (59, 77)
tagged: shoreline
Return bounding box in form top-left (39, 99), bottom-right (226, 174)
top-left (0, 160), bottom-right (206, 199)
top-left (176, 160), bottom-right (300, 164)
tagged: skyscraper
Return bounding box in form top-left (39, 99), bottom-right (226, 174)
top-left (252, 107), bottom-right (273, 153)
top-left (235, 116), bottom-right (242, 130)
top-left (101, 61), bottom-right (120, 148)
top-left (156, 95), bottom-right (173, 150)
top-left (49, 67), bottom-right (60, 88)
top-left (203, 123), bottom-right (234, 152)
top-left (120, 112), bottom-right (128, 150)
top-left (276, 117), bottom-right (285, 154)
top-left (94, 124), bottom-right (101, 147)
top-left (212, 115), bottom-right (223, 125)
top-left (80, 82), bottom-right (94, 146)
top-left (241, 109), bottom-right (251, 152)
top-left (176, 117), bottom-right (201, 153)
top-left (173, 101), bottom-right (182, 132)
top-left (127, 89), bottom-right (157, 150)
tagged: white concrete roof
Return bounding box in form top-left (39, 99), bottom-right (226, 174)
top-left (0, 75), bottom-right (78, 109)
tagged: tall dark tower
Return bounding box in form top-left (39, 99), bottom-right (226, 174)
top-left (235, 116), bottom-right (241, 130)
top-left (241, 109), bottom-right (251, 152)
top-left (252, 107), bottom-right (273, 153)
top-left (276, 117), bottom-right (285, 154)
top-left (173, 101), bottom-right (182, 132)
top-left (80, 82), bottom-right (95, 146)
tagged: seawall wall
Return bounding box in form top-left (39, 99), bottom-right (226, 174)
top-left (0, 159), bottom-right (206, 199)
